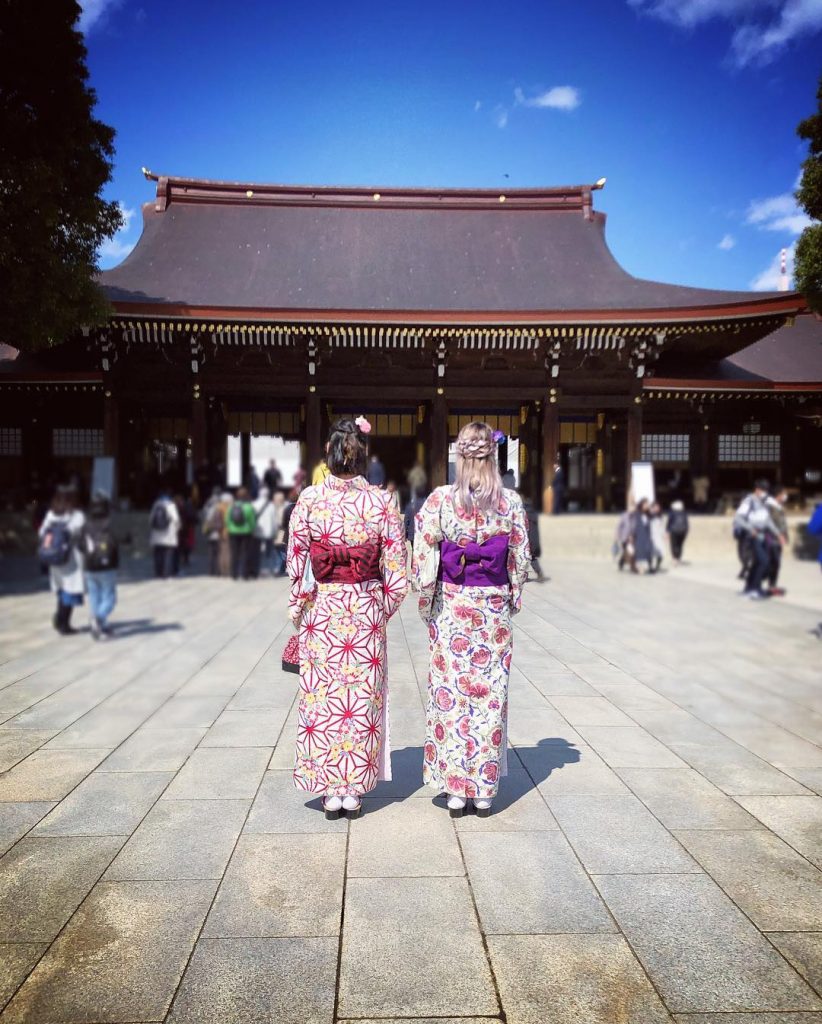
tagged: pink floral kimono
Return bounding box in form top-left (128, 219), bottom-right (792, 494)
top-left (286, 475), bottom-right (408, 797)
top-left (412, 486), bottom-right (530, 799)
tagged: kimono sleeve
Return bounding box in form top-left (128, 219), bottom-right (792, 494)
top-left (412, 490), bottom-right (444, 623)
top-left (379, 495), bottom-right (408, 619)
top-left (507, 494), bottom-right (531, 615)
top-left (286, 494), bottom-right (313, 627)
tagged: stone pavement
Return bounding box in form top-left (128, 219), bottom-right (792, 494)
top-left (0, 562), bottom-right (820, 1023)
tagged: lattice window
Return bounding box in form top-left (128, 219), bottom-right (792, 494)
top-left (641, 433), bottom-right (690, 463)
top-left (0, 428), bottom-right (22, 456)
top-left (717, 434), bottom-right (780, 463)
top-left (52, 428), bottom-right (104, 457)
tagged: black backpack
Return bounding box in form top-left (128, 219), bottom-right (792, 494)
top-left (38, 520), bottom-right (72, 567)
top-left (230, 501), bottom-right (246, 526)
top-left (84, 524), bottom-right (119, 571)
top-left (150, 502), bottom-right (170, 531)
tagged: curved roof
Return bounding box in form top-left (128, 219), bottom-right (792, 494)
top-left (100, 175), bottom-right (802, 321)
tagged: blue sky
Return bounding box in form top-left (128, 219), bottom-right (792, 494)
top-left (81, 0), bottom-right (821, 294)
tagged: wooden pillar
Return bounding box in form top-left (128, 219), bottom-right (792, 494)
top-left (595, 410), bottom-right (607, 513)
top-left (191, 397), bottom-right (207, 467)
top-left (541, 400), bottom-right (559, 513)
top-left (626, 400), bottom-right (643, 503)
top-left (240, 432), bottom-right (251, 488)
top-left (305, 389), bottom-right (322, 475)
top-left (102, 395), bottom-right (119, 499)
top-left (431, 392), bottom-right (448, 488)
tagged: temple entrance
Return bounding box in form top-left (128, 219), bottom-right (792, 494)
top-left (559, 416), bottom-right (598, 512)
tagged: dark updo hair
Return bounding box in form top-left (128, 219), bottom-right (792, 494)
top-left (326, 417), bottom-right (368, 477)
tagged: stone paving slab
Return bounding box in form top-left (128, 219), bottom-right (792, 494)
top-left (203, 833), bottom-right (346, 937)
top-left (166, 936), bottom-right (338, 1024)
top-left (594, 873), bottom-right (822, 1013)
top-left (488, 933), bottom-right (673, 1024)
top-left (338, 876), bottom-right (498, 1018)
top-left (1, 879), bottom-right (216, 1023)
top-left (1, 562), bottom-right (821, 1020)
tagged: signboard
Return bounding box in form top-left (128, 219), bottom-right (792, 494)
top-left (630, 461), bottom-right (655, 506)
top-left (91, 457), bottom-right (116, 501)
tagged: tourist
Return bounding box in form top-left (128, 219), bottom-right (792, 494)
top-left (148, 484), bottom-right (180, 580)
top-left (38, 485), bottom-right (86, 635)
top-left (287, 416), bottom-right (408, 819)
top-left (806, 500), bottom-right (822, 639)
top-left (407, 461), bottom-right (427, 501)
top-left (225, 487), bottom-right (256, 580)
top-left (246, 465), bottom-right (261, 500)
top-left (765, 486), bottom-right (789, 596)
top-left (176, 491), bottom-right (198, 573)
top-left (519, 487), bottom-right (545, 582)
top-left (80, 491), bottom-right (121, 640)
top-left (502, 467), bottom-right (516, 489)
top-left (270, 491), bottom-right (287, 575)
top-left (552, 460), bottom-right (566, 514)
top-left (733, 479), bottom-right (782, 600)
top-left (312, 458), bottom-right (330, 485)
top-left (366, 453), bottom-right (386, 487)
top-left (201, 487), bottom-right (225, 576)
top-left (385, 480), bottom-right (402, 516)
top-left (632, 498), bottom-right (654, 573)
top-left (252, 486), bottom-right (276, 577)
top-left (412, 421), bottom-right (530, 818)
top-left (666, 500), bottom-right (689, 565)
top-left (649, 502), bottom-right (666, 573)
top-left (263, 459), bottom-right (282, 493)
top-left (615, 506), bottom-right (635, 572)
top-left (403, 488), bottom-right (427, 547)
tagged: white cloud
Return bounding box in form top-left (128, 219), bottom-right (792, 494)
top-left (718, 233), bottom-right (736, 249)
top-left (78, 0), bottom-right (123, 34)
top-left (746, 191), bottom-right (813, 234)
top-left (627, 0), bottom-right (822, 65)
top-left (492, 105), bottom-right (509, 129)
top-left (750, 242), bottom-right (794, 290)
top-left (514, 85), bottom-right (581, 111)
top-left (731, 0), bottom-right (822, 64)
top-left (98, 203), bottom-right (137, 265)
top-left (473, 100), bottom-right (482, 112)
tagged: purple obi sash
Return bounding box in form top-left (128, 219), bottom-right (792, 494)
top-left (439, 535), bottom-right (510, 587)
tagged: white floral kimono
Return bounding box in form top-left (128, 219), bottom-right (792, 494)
top-left (412, 486), bottom-right (530, 799)
top-left (287, 475), bottom-right (408, 797)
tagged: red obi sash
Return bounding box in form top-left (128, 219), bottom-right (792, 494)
top-left (309, 541), bottom-right (381, 584)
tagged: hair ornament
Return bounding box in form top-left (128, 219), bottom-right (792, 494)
top-left (354, 415), bottom-right (372, 435)
top-left (492, 430), bottom-right (506, 444)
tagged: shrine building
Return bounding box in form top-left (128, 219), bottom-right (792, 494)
top-left (1, 171), bottom-right (820, 510)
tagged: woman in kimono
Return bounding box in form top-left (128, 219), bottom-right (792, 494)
top-left (413, 422), bottom-right (530, 817)
top-left (286, 417), bottom-right (408, 819)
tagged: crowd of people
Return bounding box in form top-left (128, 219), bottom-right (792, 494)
top-left (614, 498), bottom-right (690, 574)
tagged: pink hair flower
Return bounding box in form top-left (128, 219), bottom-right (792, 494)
top-left (355, 415), bottom-right (372, 434)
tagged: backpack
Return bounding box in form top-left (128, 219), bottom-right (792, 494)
top-left (38, 520), bottom-right (73, 567)
top-left (150, 501), bottom-right (170, 531)
top-left (84, 525), bottom-right (119, 571)
top-left (230, 501), bottom-right (246, 527)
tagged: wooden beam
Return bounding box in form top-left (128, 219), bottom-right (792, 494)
top-left (431, 392), bottom-right (448, 488)
top-left (541, 401), bottom-right (559, 513)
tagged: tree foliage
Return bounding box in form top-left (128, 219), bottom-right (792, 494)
top-left (795, 76), bottom-right (822, 313)
top-left (0, 0), bottom-right (122, 351)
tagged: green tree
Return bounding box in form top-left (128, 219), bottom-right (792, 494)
top-left (0, 0), bottom-right (122, 351)
top-left (795, 75), bottom-right (822, 313)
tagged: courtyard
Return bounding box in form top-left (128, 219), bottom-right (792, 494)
top-left (0, 560), bottom-right (820, 1023)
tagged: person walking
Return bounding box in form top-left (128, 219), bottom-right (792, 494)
top-left (385, 480), bottom-right (402, 516)
top-left (80, 491), bottom-right (121, 639)
top-left (765, 487), bottom-right (789, 596)
top-left (366, 453), bottom-right (386, 487)
top-left (148, 485), bottom-right (180, 579)
top-left (520, 487), bottom-right (545, 581)
top-left (263, 459), bottom-right (282, 493)
top-left (632, 498), bottom-right (654, 573)
top-left (286, 416), bottom-right (408, 819)
top-left (666, 500), bottom-right (689, 565)
top-left (38, 485), bottom-right (86, 635)
top-left (733, 479), bottom-right (782, 600)
top-left (403, 489), bottom-right (427, 547)
top-left (201, 487), bottom-right (225, 576)
top-left (252, 486), bottom-right (276, 577)
top-left (615, 506), bottom-right (635, 571)
top-left (407, 461), bottom-right (427, 501)
top-left (225, 488), bottom-right (256, 580)
top-left (413, 422), bottom-right (530, 818)
top-left (649, 502), bottom-right (666, 573)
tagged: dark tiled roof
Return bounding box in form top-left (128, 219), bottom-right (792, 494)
top-left (721, 314), bottom-right (822, 383)
top-left (100, 177), bottom-right (792, 315)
